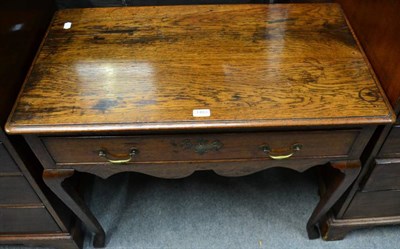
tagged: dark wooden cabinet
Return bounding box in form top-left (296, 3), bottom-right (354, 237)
top-left (0, 1), bottom-right (82, 248)
top-left (379, 126), bottom-right (400, 158)
top-left (0, 207), bottom-right (61, 234)
top-left (0, 176), bottom-right (42, 205)
top-left (343, 131), bottom-right (400, 219)
top-left (322, 109), bottom-right (400, 240)
top-left (0, 144), bottom-right (20, 173)
top-left (363, 159), bottom-right (400, 192)
top-left (0, 129), bottom-right (83, 249)
top-left (343, 190), bottom-right (400, 219)
top-left (321, 0), bottom-right (400, 240)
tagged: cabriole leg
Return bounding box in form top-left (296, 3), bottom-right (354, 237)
top-left (43, 169), bottom-right (106, 248)
top-left (306, 160), bottom-right (361, 239)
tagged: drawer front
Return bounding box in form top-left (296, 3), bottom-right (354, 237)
top-left (0, 207), bottom-right (60, 233)
top-left (343, 190), bottom-right (400, 219)
top-left (379, 125), bottom-right (400, 158)
top-left (363, 159), bottom-right (400, 191)
top-left (0, 143), bottom-right (20, 173)
top-left (42, 130), bottom-right (359, 165)
top-left (0, 176), bottom-right (41, 205)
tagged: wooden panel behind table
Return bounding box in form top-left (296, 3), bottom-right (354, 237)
top-left (336, 0), bottom-right (400, 106)
top-left (0, 1), bottom-right (52, 125)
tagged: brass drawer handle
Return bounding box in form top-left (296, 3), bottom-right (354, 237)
top-left (98, 149), bottom-right (138, 164)
top-left (261, 143), bottom-right (302, 160)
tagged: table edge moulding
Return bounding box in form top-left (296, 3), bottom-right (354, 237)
top-left (5, 3), bottom-right (395, 248)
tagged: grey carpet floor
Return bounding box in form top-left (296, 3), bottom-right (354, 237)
top-left (2, 168), bottom-right (399, 249)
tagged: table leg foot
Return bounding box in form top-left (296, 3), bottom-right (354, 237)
top-left (321, 221), bottom-right (351, 241)
top-left (93, 231), bottom-right (106, 248)
top-left (307, 225), bottom-right (320, 239)
top-left (306, 160), bottom-right (361, 239)
top-left (43, 169), bottom-right (106, 248)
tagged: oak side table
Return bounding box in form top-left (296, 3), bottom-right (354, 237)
top-left (6, 4), bottom-right (394, 247)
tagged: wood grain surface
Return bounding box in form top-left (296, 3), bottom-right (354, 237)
top-left (6, 4), bottom-right (393, 134)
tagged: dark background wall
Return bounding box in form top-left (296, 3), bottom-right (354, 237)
top-left (55, 0), bottom-right (332, 9)
top-left (0, 0), bottom-right (55, 124)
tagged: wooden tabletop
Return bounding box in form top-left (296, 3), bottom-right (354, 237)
top-left (6, 4), bottom-right (394, 134)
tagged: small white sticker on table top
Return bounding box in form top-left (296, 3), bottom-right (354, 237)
top-left (63, 22), bottom-right (72, 29)
top-left (193, 109), bottom-right (211, 117)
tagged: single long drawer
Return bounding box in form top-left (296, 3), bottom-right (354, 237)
top-left (343, 190), bottom-right (400, 219)
top-left (0, 143), bottom-right (19, 173)
top-left (42, 130), bottom-right (359, 165)
top-left (379, 125), bottom-right (400, 158)
top-left (362, 159), bottom-right (400, 192)
top-left (0, 207), bottom-right (60, 233)
top-left (0, 176), bottom-right (41, 205)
